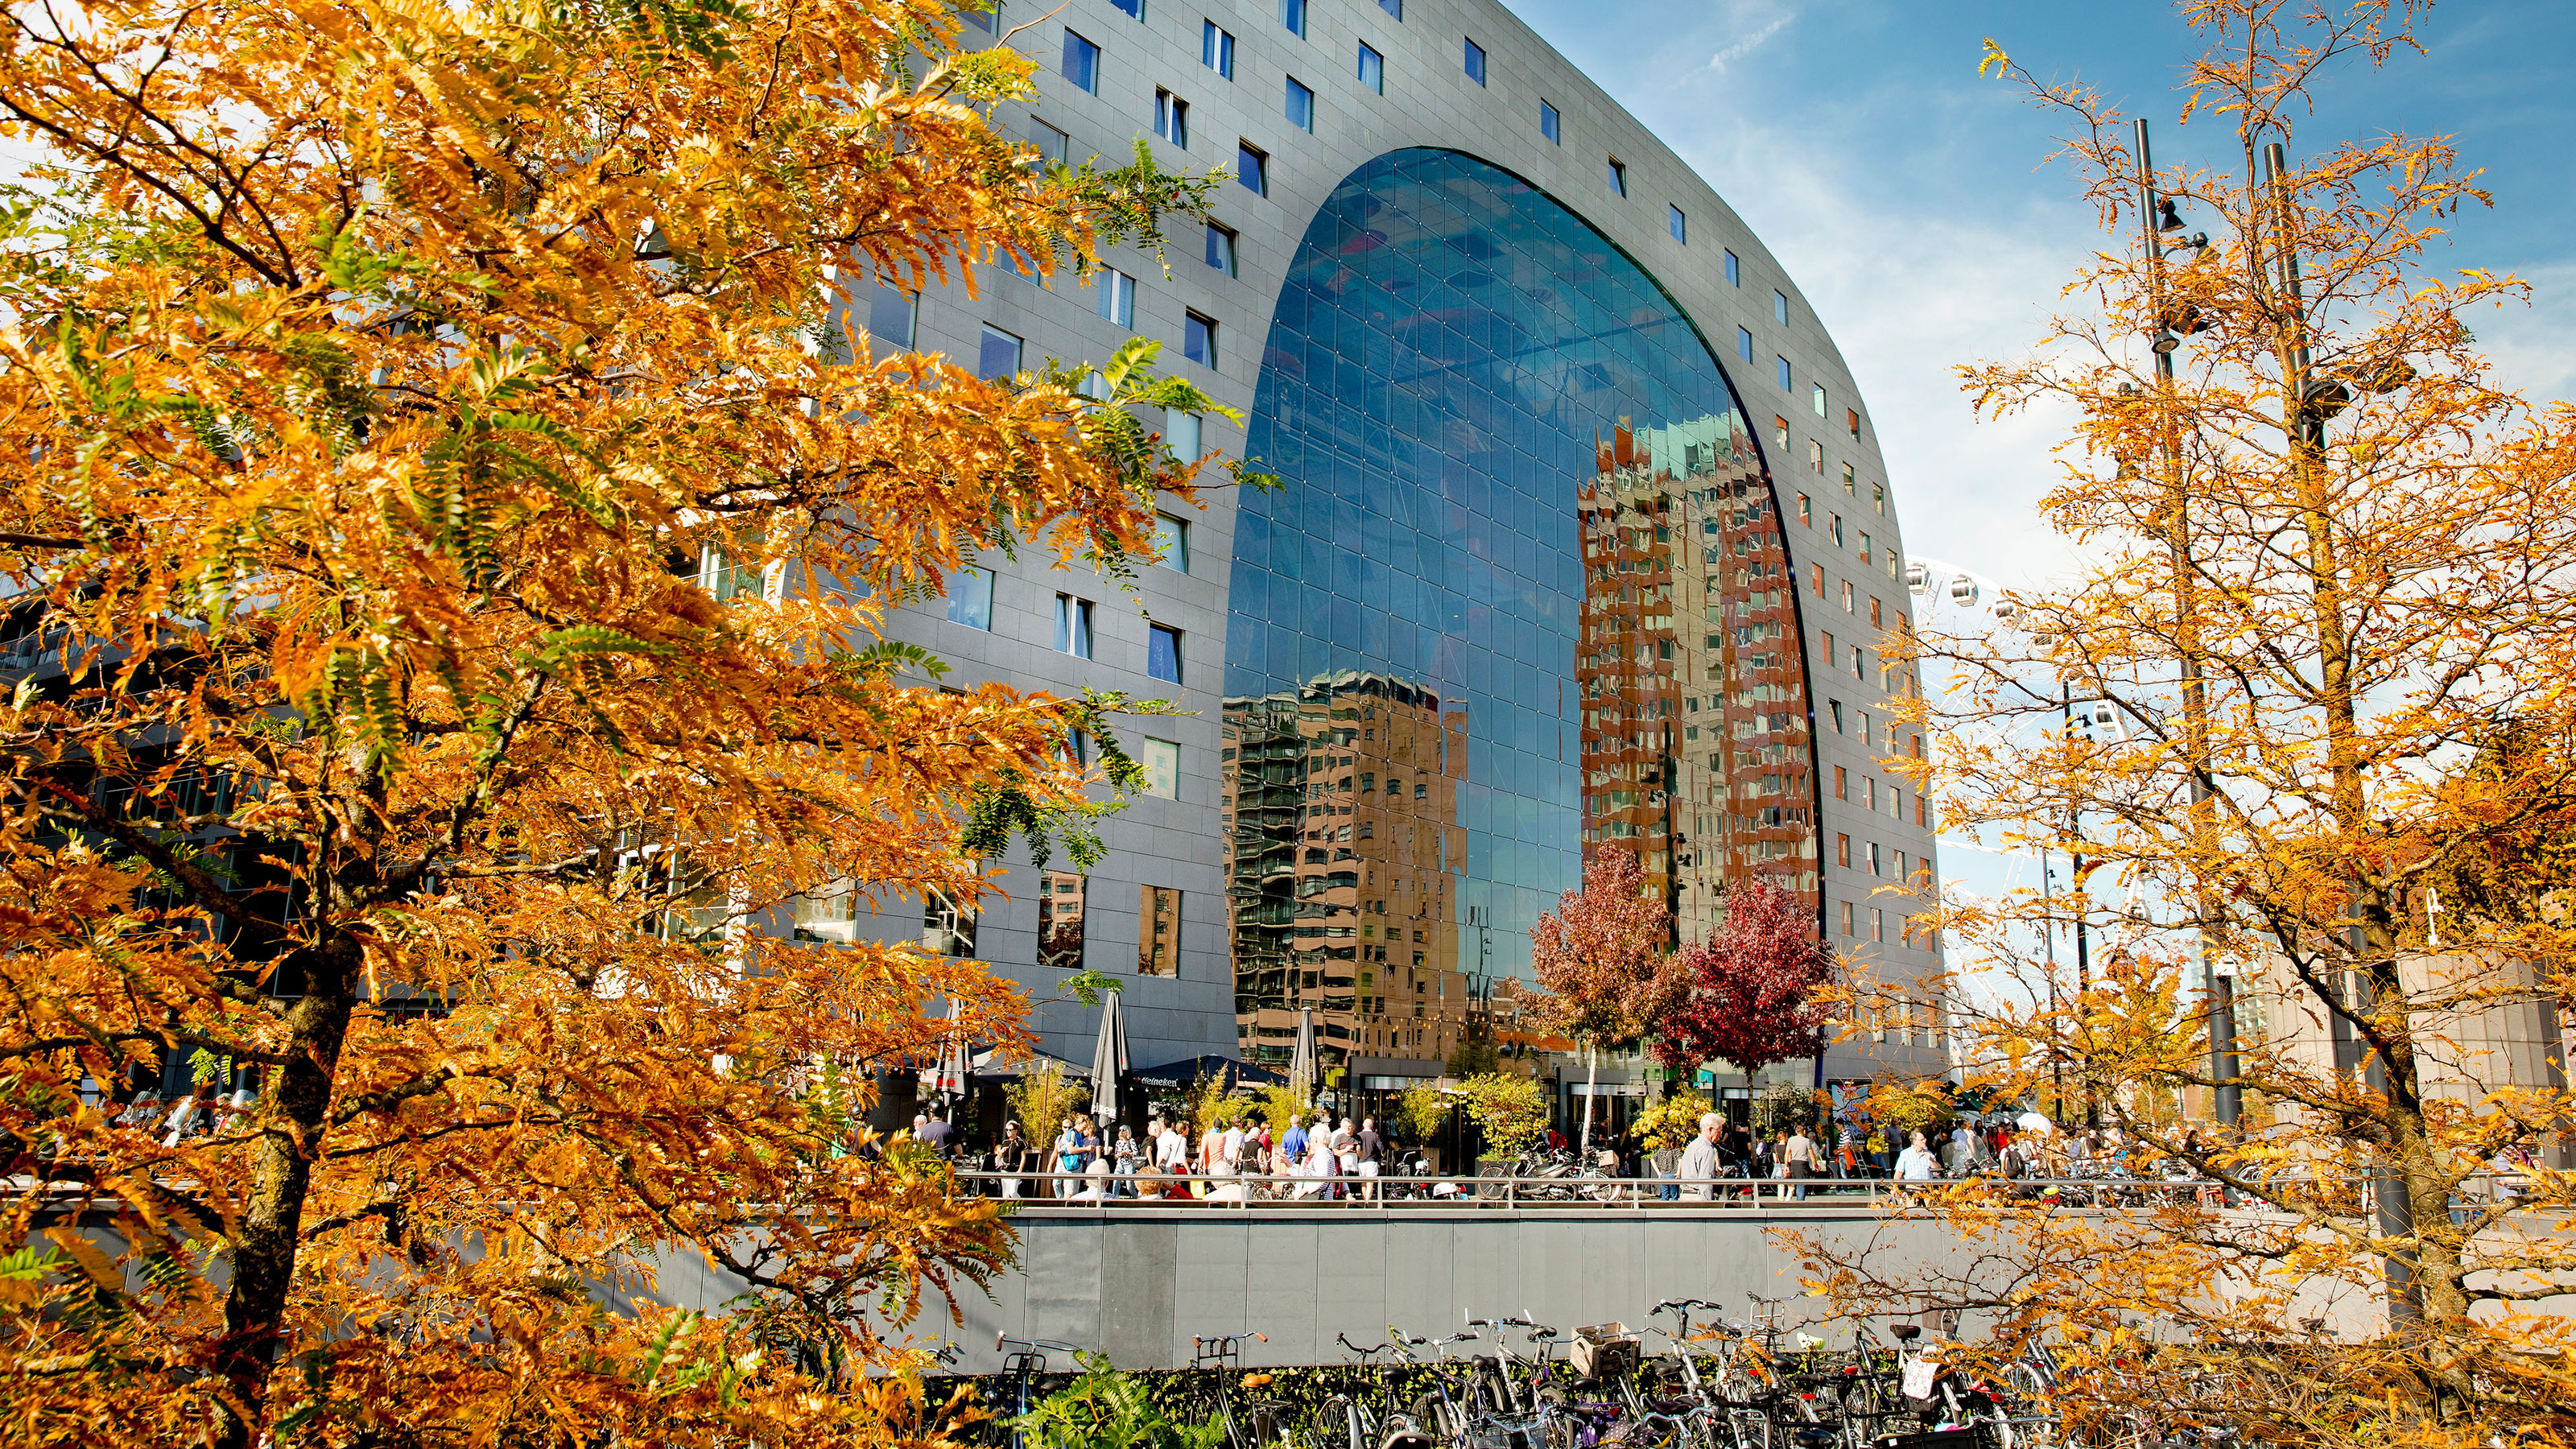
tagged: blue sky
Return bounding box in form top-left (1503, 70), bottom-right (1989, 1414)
top-left (1502, 0), bottom-right (2576, 592)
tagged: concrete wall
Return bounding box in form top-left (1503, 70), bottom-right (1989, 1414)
top-left (648, 1202), bottom-right (1980, 1373)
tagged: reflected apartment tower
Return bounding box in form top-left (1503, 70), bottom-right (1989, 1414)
top-left (1221, 673), bottom-right (1480, 1070)
top-left (1580, 417), bottom-right (1818, 943)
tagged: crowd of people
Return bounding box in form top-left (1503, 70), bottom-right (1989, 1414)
top-left (911, 1107), bottom-right (1393, 1202)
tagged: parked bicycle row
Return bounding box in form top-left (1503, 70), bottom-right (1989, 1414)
top-left (981, 1297), bottom-right (2096, 1449)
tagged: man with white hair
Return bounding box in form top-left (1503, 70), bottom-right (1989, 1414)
top-left (1677, 1112), bottom-right (1723, 1202)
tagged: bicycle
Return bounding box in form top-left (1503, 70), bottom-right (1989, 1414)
top-left (993, 1332), bottom-right (1081, 1449)
top-left (1193, 1331), bottom-right (1284, 1449)
top-left (1314, 1331), bottom-right (1433, 1449)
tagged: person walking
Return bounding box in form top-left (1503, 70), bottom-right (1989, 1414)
top-left (1784, 1125), bottom-right (1815, 1201)
top-left (1111, 1124), bottom-right (1139, 1196)
top-left (997, 1121), bottom-right (1031, 1199)
top-left (1677, 1113), bottom-right (1723, 1202)
top-left (1332, 1117), bottom-right (1359, 1179)
top-left (1356, 1117), bottom-right (1383, 1199)
top-left (1896, 1129), bottom-right (1938, 1184)
top-left (1280, 1113), bottom-right (1309, 1170)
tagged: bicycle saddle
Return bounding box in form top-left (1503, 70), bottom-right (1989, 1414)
top-left (1242, 1373), bottom-right (1275, 1389)
top-left (1890, 1324), bottom-right (1922, 1342)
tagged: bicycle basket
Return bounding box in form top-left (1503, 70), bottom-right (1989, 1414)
top-left (1570, 1323), bottom-right (1636, 1380)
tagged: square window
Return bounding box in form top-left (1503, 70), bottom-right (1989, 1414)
top-left (1873, 480), bottom-right (1886, 514)
top-left (1809, 439), bottom-right (1823, 474)
top-left (1279, 0), bottom-right (1306, 33)
top-left (1286, 76), bottom-right (1314, 131)
top-left (1203, 20), bottom-right (1234, 76)
top-left (1155, 89), bottom-right (1190, 147)
top-left (1095, 266), bottom-right (1134, 328)
top-left (1860, 530), bottom-right (1872, 563)
top-left (1539, 100), bottom-right (1559, 142)
top-left (1154, 514), bottom-right (1191, 572)
top-left (1055, 594), bottom-right (1094, 658)
top-left (976, 324), bottom-right (1022, 380)
top-left (1236, 142), bottom-right (1267, 195)
top-left (1147, 623), bottom-right (1183, 683)
top-left (1724, 249), bottom-right (1740, 286)
top-left (1795, 492), bottom-right (1809, 526)
top-left (1061, 30), bottom-right (1100, 93)
top-left (1357, 42), bottom-right (1384, 93)
top-left (1606, 157), bottom-right (1626, 196)
top-left (1777, 355), bottom-right (1791, 390)
top-left (1847, 407), bottom-right (1861, 440)
top-left (944, 566), bottom-right (993, 630)
top-left (1378, 0), bottom-right (1402, 16)
top-left (1773, 290), bottom-right (1789, 324)
top-left (1841, 901), bottom-right (1856, 937)
top-left (1141, 741), bottom-right (1179, 799)
top-left (1736, 326), bottom-right (1752, 361)
top-left (1835, 832), bottom-right (1850, 866)
top-left (1773, 415), bottom-right (1789, 449)
top-left (1027, 119), bottom-right (1069, 166)
top-left (1183, 311), bottom-right (1218, 366)
top-left (1842, 460), bottom-right (1856, 496)
top-left (1463, 37), bottom-right (1485, 85)
top-left (1668, 204), bottom-right (1686, 242)
top-left (861, 276), bottom-right (915, 350)
top-left (1813, 382), bottom-right (1828, 416)
top-left (1165, 408), bottom-right (1203, 460)
top-left (1205, 221), bottom-right (1237, 275)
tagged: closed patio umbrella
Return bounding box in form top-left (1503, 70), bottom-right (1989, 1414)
top-left (1089, 989), bottom-right (1129, 1125)
top-left (1287, 1005), bottom-right (1316, 1108)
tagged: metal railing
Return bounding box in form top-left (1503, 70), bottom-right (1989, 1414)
top-left (943, 1166), bottom-right (2542, 1215)
top-left (943, 1167), bottom-right (2263, 1211)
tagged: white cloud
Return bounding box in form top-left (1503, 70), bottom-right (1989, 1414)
top-left (1707, 10), bottom-right (1794, 72)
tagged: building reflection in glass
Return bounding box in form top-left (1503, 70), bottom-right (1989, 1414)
top-left (1580, 419), bottom-right (1818, 946)
top-left (1228, 147), bottom-right (1818, 1078)
top-left (1223, 674), bottom-right (1484, 1067)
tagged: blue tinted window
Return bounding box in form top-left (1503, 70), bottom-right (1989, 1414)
top-left (1203, 20), bottom-right (1233, 76)
top-left (1725, 250), bottom-right (1740, 286)
top-left (1184, 312), bottom-right (1217, 365)
top-left (1669, 204), bottom-right (1686, 242)
top-left (1278, 0), bottom-right (1304, 36)
top-left (1236, 142), bottom-right (1267, 195)
top-left (1737, 326), bottom-right (1752, 361)
top-left (1286, 76), bottom-right (1314, 131)
top-left (1148, 625), bottom-right (1183, 683)
top-left (977, 324), bottom-right (1022, 379)
top-left (1463, 38), bottom-right (1484, 85)
top-left (1112, 0), bottom-right (1141, 14)
top-left (1061, 31), bottom-right (1100, 93)
top-left (1539, 101), bottom-right (1558, 142)
top-left (1358, 43), bottom-right (1384, 94)
top-left (1777, 355), bottom-right (1791, 390)
top-left (1378, 0), bottom-right (1402, 15)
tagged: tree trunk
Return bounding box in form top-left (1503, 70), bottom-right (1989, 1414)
top-left (213, 940), bottom-right (355, 1449)
top-left (1581, 1041), bottom-right (1597, 1154)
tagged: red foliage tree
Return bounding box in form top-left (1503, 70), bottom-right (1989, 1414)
top-left (1657, 877), bottom-right (1837, 1084)
top-left (1530, 847), bottom-right (1687, 1149)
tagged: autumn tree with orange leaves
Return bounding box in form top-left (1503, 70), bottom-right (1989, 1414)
top-left (0, 1), bottom-right (1247, 1445)
top-left (1815, 0), bottom-right (2576, 1440)
top-left (1530, 847), bottom-right (1686, 1153)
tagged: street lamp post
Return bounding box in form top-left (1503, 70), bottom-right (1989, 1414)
top-left (2135, 118), bottom-right (2241, 1129)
